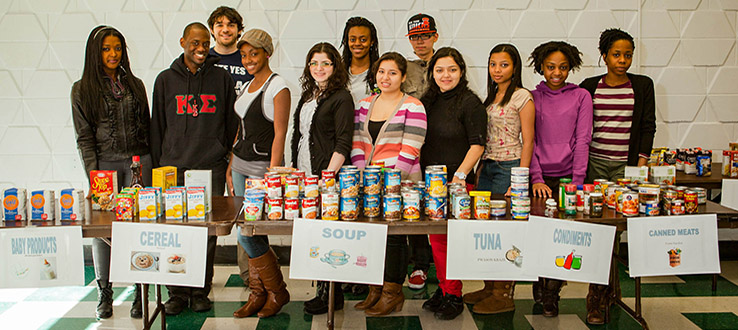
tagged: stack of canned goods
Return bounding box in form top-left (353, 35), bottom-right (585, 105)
top-left (338, 166), bottom-right (360, 221)
top-left (426, 165), bottom-right (448, 221)
top-left (510, 167), bottom-right (530, 219)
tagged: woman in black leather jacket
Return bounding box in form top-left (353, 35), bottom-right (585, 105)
top-left (70, 25), bottom-right (150, 320)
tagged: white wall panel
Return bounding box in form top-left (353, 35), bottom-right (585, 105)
top-left (0, 0), bottom-right (736, 192)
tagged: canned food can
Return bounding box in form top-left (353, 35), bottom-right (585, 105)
top-left (340, 196), bottom-right (359, 220)
top-left (511, 208), bottom-right (530, 220)
top-left (607, 185), bottom-right (619, 209)
top-left (339, 171), bottom-right (359, 197)
top-left (322, 170), bottom-right (336, 189)
top-left (267, 198), bottom-right (283, 220)
top-left (615, 187), bottom-right (628, 213)
top-left (472, 195), bottom-right (490, 220)
top-left (692, 187), bottom-right (707, 204)
top-left (384, 169), bottom-right (402, 195)
top-left (645, 200), bottom-right (660, 216)
top-left (511, 197), bottom-right (531, 207)
top-left (242, 191), bottom-right (265, 221)
top-left (304, 175), bottom-right (320, 198)
top-left (510, 175), bottom-right (529, 183)
top-left (684, 191), bottom-right (698, 214)
top-left (427, 171), bottom-right (448, 197)
top-left (401, 180), bottom-right (414, 189)
top-left (671, 199), bottom-right (685, 215)
top-left (427, 196), bottom-right (446, 221)
top-left (284, 175), bottom-right (299, 198)
top-left (284, 198), bottom-right (299, 219)
top-left (511, 167), bottom-right (529, 176)
top-left (402, 189), bottom-right (421, 221)
top-left (321, 192), bottom-right (339, 220)
top-left (363, 194), bottom-right (381, 218)
top-left (510, 189), bottom-right (529, 198)
top-left (301, 197), bottom-right (318, 219)
top-left (510, 182), bottom-right (528, 191)
top-left (363, 170), bottom-right (382, 195)
top-left (490, 200), bottom-right (506, 217)
top-left (454, 194), bottom-right (471, 219)
top-left (266, 175), bottom-right (282, 199)
top-left (383, 194), bottom-right (402, 221)
top-left (622, 192), bottom-right (639, 217)
top-left (675, 186), bottom-right (688, 200)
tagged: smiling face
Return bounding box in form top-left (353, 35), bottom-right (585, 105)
top-left (309, 52), bottom-right (334, 88)
top-left (376, 59), bottom-right (405, 94)
top-left (603, 39), bottom-right (634, 79)
top-left (433, 56), bottom-right (461, 92)
top-left (211, 15), bottom-right (240, 48)
top-left (409, 33), bottom-right (438, 60)
top-left (347, 26), bottom-right (372, 61)
top-left (542, 51), bottom-right (570, 91)
top-left (180, 27), bottom-right (210, 71)
top-left (488, 51), bottom-right (514, 86)
top-left (101, 35), bottom-right (122, 76)
top-left (240, 42), bottom-right (268, 75)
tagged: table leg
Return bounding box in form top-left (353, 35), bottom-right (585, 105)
top-left (158, 284), bottom-right (166, 330)
top-left (143, 284), bottom-right (150, 330)
top-left (712, 274), bottom-right (718, 292)
top-left (327, 281), bottom-right (335, 330)
top-left (612, 253), bottom-right (649, 330)
top-left (142, 283), bottom-right (166, 330)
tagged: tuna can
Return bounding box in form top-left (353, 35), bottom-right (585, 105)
top-left (511, 197), bottom-right (530, 220)
top-left (511, 167), bottom-right (529, 177)
top-left (490, 200), bottom-right (507, 217)
top-left (510, 189), bottom-right (529, 198)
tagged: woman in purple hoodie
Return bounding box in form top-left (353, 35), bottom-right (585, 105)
top-left (527, 41), bottom-right (593, 317)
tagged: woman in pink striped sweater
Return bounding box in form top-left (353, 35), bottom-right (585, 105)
top-left (350, 52), bottom-right (427, 316)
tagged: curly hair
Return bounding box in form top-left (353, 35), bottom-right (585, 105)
top-left (420, 47), bottom-right (470, 106)
top-left (340, 17), bottom-right (379, 91)
top-left (598, 28), bottom-right (635, 65)
top-left (371, 52), bottom-right (407, 80)
top-left (299, 42), bottom-right (349, 103)
top-left (484, 43), bottom-right (525, 108)
top-left (207, 6), bottom-right (244, 35)
top-left (528, 41), bottom-right (583, 75)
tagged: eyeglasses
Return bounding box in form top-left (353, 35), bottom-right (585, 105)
top-left (409, 33), bottom-right (434, 41)
top-left (309, 61), bottom-right (333, 68)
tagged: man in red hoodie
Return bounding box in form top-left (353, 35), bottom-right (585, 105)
top-left (150, 22), bottom-right (238, 316)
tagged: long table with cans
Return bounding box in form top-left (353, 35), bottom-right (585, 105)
top-left (239, 196), bottom-right (738, 330)
top-left (1, 196), bottom-right (242, 330)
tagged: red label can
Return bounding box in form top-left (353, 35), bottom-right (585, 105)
top-left (284, 175), bottom-right (299, 198)
top-left (304, 175), bottom-right (319, 198)
top-left (284, 198), bottom-right (299, 219)
top-left (302, 197), bottom-right (318, 219)
top-left (684, 191), bottom-right (698, 214)
top-left (322, 170), bottom-right (336, 189)
top-left (266, 175), bottom-right (282, 199)
top-left (267, 198), bottom-right (283, 220)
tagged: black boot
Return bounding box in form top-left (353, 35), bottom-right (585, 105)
top-left (303, 281), bottom-right (343, 315)
top-left (434, 293), bottom-right (464, 320)
top-left (96, 280), bottom-right (113, 319)
top-left (541, 279), bottom-right (564, 317)
top-left (130, 284), bottom-right (143, 319)
top-left (422, 287), bottom-right (444, 312)
top-left (532, 278), bottom-right (544, 304)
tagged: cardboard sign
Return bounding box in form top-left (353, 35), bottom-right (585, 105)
top-left (446, 220), bottom-right (537, 281)
top-left (525, 216), bottom-right (616, 285)
top-left (289, 218), bottom-right (387, 285)
top-left (0, 226), bottom-right (84, 288)
top-left (721, 179), bottom-right (738, 211)
top-left (109, 222), bottom-right (207, 287)
top-left (627, 214), bottom-right (720, 277)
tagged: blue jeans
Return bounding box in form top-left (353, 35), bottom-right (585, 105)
top-left (238, 231), bottom-right (270, 259)
top-left (476, 159), bottom-right (521, 194)
top-left (232, 170), bottom-right (247, 197)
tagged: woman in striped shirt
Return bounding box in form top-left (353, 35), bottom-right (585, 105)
top-left (579, 28), bottom-right (656, 326)
top-left (350, 52), bottom-right (427, 316)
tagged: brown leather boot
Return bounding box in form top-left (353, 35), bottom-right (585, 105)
top-left (254, 250), bottom-right (290, 318)
top-left (541, 278), bottom-right (564, 317)
top-left (463, 280), bottom-right (494, 304)
top-left (365, 282), bottom-right (404, 316)
top-left (532, 278), bottom-right (544, 304)
top-left (472, 281), bottom-right (515, 314)
top-left (233, 255), bottom-right (266, 318)
top-left (354, 285), bottom-right (382, 310)
top-left (586, 284), bottom-right (606, 324)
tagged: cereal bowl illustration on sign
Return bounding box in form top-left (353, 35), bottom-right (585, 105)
top-left (555, 251), bottom-right (582, 270)
top-left (320, 249), bottom-right (350, 268)
top-left (131, 251), bottom-right (159, 272)
top-left (167, 254), bottom-right (186, 274)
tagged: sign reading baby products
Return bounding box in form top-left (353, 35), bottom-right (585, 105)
top-left (289, 218), bottom-right (387, 285)
top-left (0, 226), bottom-right (83, 288)
top-left (446, 220), bottom-right (537, 281)
top-left (525, 216), bottom-right (616, 285)
top-left (627, 214), bottom-right (720, 277)
top-left (109, 222), bottom-right (207, 287)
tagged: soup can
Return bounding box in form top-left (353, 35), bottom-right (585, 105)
top-left (384, 169), bottom-right (402, 195)
top-left (266, 174), bottom-right (282, 199)
top-left (267, 197), bottom-right (283, 220)
top-left (427, 196), bottom-right (446, 221)
top-left (427, 170), bottom-right (448, 197)
top-left (402, 189), bottom-right (421, 221)
top-left (301, 197), bottom-right (318, 219)
top-left (383, 194), bottom-right (402, 221)
top-left (321, 192), bottom-right (339, 220)
top-left (363, 194), bottom-right (380, 218)
top-left (304, 175), bottom-right (320, 198)
top-left (322, 169), bottom-right (336, 190)
top-left (284, 175), bottom-right (299, 198)
top-left (339, 171), bottom-right (359, 197)
top-left (363, 169), bottom-right (382, 195)
top-left (340, 196), bottom-right (359, 221)
top-left (284, 198), bottom-right (299, 220)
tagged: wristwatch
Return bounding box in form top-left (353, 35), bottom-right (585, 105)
top-left (454, 171), bottom-right (467, 180)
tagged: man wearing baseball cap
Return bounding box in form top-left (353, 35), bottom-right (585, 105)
top-left (402, 12), bottom-right (438, 293)
top-left (402, 13), bottom-right (439, 100)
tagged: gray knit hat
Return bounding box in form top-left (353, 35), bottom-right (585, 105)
top-left (237, 28), bottom-right (274, 56)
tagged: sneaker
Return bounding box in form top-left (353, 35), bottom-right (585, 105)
top-left (408, 269), bottom-right (428, 290)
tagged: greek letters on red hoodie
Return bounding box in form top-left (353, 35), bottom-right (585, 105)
top-left (150, 54), bottom-right (238, 170)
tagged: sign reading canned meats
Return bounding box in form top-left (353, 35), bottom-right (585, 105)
top-left (446, 220), bottom-right (537, 281)
top-left (289, 218), bottom-right (388, 285)
top-left (627, 214), bottom-right (719, 277)
top-left (0, 226), bottom-right (84, 288)
top-left (109, 222), bottom-right (207, 287)
top-left (525, 216), bottom-right (616, 285)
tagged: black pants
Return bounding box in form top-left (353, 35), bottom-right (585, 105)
top-left (408, 235), bottom-right (431, 273)
top-left (384, 235), bottom-right (409, 284)
top-left (543, 175), bottom-right (572, 199)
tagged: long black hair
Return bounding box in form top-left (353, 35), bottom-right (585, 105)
top-left (340, 17), bottom-right (379, 91)
top-left (78, 25), bottom-right (147, 122)
top-left (299, 42), bottom-right (349, 104)
top-left (528, 41), bottom-right (583, 75)
top-left (420, 47), bottom-right (470, 106)
top-left (598, 28), bottom-right (635, 65)
top-left (484, 43), bottom-right (524, 108)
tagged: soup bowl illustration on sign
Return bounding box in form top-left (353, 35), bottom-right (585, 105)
top-left (320, 249), bottom-right (350, 268)
top-left (555, 250), bottom-right (582, 270)
top-left (505, 245), bottom-right (523, 267)
top-left (668, 248), bottom-right (682, 267)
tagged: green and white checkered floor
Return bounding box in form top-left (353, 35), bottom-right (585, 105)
top-left (3, 262), bottom-right (738, 329)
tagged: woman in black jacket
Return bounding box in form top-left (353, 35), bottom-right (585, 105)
top-left (291, 42), bottom-right (353, 315)
top-left (71, 25), bottom-right (150, 320)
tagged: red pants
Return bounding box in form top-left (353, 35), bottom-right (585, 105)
top-left (430, 234), bottom-right (462, 296)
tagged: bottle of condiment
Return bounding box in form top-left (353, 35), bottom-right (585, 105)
top-left (558, 178), bottom-right (572, 211)
top-left (590, 192), bottom-right (604, 217)
top-left (545, 198), bottom-right (557, 218)
top-left (130, 155), bottom-right (144, 188)
top-left (583, 184), bottom-right (595, 215)
top-left (564, 184), bottom-right (577, 216)
top-left (576, 185), bottom-right (584, 212)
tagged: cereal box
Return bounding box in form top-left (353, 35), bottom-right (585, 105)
top-left (152, 166), bottom-right (177, 190)
top-left (29, 189), bottom-right (55, 220)
top-left (3, 188), bottom-right (27, 221)
top-left (115, 193), bottom-right (135, 221)
top-left (138, 189), bottom-right (158, 221)
top-left (186, 187), bottom-right (206, 220)
top-left (90, 170), bottom-right (118, 211)
top-left (121, 187), bottom-right (139, 215)
top-left (185, 170), bottom-right (211, 212)
top-left (650, 166), bottom-right (676, 185)
top-left (165, 189), bottom-right (185, 220)
top-left (57, 188), bottom-right (85, 221)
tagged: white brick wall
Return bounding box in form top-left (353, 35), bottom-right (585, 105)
top-left (1, 0), bottom-right (737, 193)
